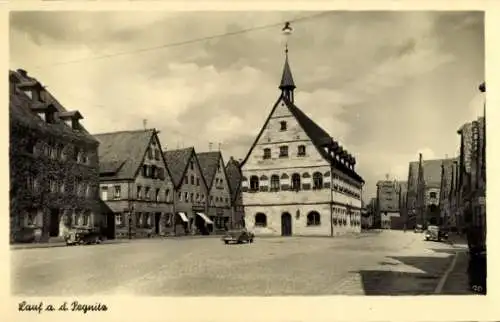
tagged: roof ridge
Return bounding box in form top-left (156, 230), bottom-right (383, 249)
top-left (94, 128), bottom-right (156, 137)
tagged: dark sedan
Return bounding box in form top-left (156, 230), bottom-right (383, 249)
top-left (221, 228), bottom-right (254, 245)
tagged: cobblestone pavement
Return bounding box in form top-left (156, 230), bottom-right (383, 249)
top-left (10, 231), bottom-right (466, 296)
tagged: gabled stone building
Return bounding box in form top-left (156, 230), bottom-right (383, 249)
top-left (226, 157), bottom-right (245, 229)
top-left (9, 69), bottom-right (101, 243)
top-left (94, 129), bottom-right (174, 239)
top-left (240, 50), bottom-right (364, 237)
top-left (163, 147), bottom-right (211, 235)
top-left (197, 151), bottom-right (232, 232)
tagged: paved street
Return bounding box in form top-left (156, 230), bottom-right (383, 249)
top-left (11, 231), bottom-right (467, 296)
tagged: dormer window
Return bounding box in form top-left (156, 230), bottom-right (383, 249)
top-left (30, 103), bottom-right (57, 124)
top-left (17, 79), bottom-right (42, 102)
top-left (58, 110), bottom-right (83, 130)
top-left (280, 121), bottom-right (287, 131)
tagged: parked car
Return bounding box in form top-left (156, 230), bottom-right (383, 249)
top-left (222, 228), bottom-right (254, 245)
top-left (64, 227), bottom-right (102, 246)
top-left (424, 225), bottom-right (448, 242)
top-left (414, 224), bottom-right (424, 233)
top-left (468, 246), bottom-right (486, 294)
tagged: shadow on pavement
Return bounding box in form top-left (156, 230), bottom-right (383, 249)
top-left (353, 253), bottom-right (455, 295)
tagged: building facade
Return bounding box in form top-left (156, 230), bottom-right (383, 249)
top-left (406, 154), bottom-right (455, 229)
top-left (240, 50), bottom-right (364, 237)
top-left (226, 157), bottom-right (245, 229)
top-left (163, 147), bottom-right (211, 235)
top-left (95, 129), bottom-right (174, 239)
top-left (9, 69), bottom-right (101, 243)
top-left (376, 179), bottom-right (402, 229)
top-left (457, 82), bottom-right (486, 246)
top-left (197, 151), bottom-right (232, 232)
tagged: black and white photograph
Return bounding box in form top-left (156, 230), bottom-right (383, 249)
top-left (7, 6), bottom-right (489, 305)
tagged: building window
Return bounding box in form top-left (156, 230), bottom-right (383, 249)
top-left (190, 193), bottom-right (194, 202)
top-left (313, 172), bottom-right (323, 189)
top-left (270, 175), bottom-right (280, 191)
top-left (155, 188), bottom-right (160, 202)
top-left (429, 192), bottom-right (437, 199)
top-left (184, 176), bottom-right (188, 185)
top-left (178, 191), bottom-right (182, 201)
top-left (165, 189), bottom-right (170, 202)
top-left (49, 179), bottom-right (57, 193)
top-left (154, 149), bottom-right (160, 160)
top-left (115, 213), bottom-right (123, 226)
top-left (101, 186), bottom-right (108, 200)
top-left (190, 161), bottom-right (194, 170)
top-left (184, 192), bottom-right (189, 202)
top-left (263, 148), bottom-right (271, 159)
top-left (250, 176), bottom-right (259, 191)
top-left (137, 186), bottom-right (142, 199)
top-left (191, 175), bottom-right (195, 185)
top-left (307, 211), bottom-right (321, 226)
top-left (147, 148), bottom-right (153, 160)
top-left (279, 146), bottom-right (288, 158)
top-left (255, 213), bottom-right (267, 227)
top-left (83, 213), bottom-right (89, 226)
top-left (196, 178), bottom-right (200, 186)
top-left (280, 121), bottom-right (287, 131)
top-left (145, 187), bottom-right (151, 200)
top-left (298, 145), bottom-right (306, 156)
top-left (113, 185), bottom-right (121, 199)
top-left (291, 173), bottom-right (301, 191)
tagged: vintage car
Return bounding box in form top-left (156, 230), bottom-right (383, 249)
top-left (414, 224), bottom-right (424, 233)
top-left (221, 228), bottom-right (254, 245)
top-left (424, 225), bottom-right (448, 242)
top-left (64, 227), bottom-right (103, 246)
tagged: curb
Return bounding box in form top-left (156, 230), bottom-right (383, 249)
top-left (434, 250), bottom-right (464, 294)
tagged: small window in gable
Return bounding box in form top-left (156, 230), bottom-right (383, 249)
top-left (263, 148), bottom-right (271, 159)
top-left (147, 148), bottom-right (153, 160)
top-left (298, 145), bottom-right (306, 156)
top-left (279, 146), bottom-right (288, 158)
top-left (280, 121), bottom-right (287, 131)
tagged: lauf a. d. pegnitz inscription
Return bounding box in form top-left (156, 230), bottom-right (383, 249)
top-left (18, 300), bottom-right (108, 314)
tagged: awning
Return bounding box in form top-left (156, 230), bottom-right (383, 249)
top-left (196, 212), bottom-right (214, 225)
top-left (177, 212), bottom-right (189, 222)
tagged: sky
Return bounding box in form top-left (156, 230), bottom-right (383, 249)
top-left (9, 10), bottom-right (485, 201)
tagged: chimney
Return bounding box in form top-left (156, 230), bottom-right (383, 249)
top-left (17, 69), bottom-right (28, 78)
top-left (419, 153), bottom-right (423, 163)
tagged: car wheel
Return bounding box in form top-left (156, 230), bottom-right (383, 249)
top-left (224, 241), bottom-right (228, 244)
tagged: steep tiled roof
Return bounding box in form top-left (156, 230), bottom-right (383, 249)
top-left (163, 147), bottom-right (194, 188)
top-left (94, 129), bottom-right (155, 180)
top-left (197, 151), bottom-right (221, 190)
top-left (9, 70), bottom-right (98, 144)
top-left (283, 97), bottom-right (364, 183)
top-left (226, 157), bottom-right (242, 202)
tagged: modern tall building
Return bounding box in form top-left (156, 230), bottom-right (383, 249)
top-left (9, 69), bottom-right (101, 243)
top-left (240, 36), bottom-right (364, 237)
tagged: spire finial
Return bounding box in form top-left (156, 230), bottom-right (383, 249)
top-left (280, 21), bottom-right (296, 102)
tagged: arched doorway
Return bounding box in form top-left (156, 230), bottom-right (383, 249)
top-left (281, 212), bottom-right (292, 236)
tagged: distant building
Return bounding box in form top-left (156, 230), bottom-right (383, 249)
top-left (240, 46), bottom-right (364, 237)
top-left (9, 69), bottom-right (101, 243)
top-left (95, 129), bottom-right (174, 239)
top-left (438, 159), bottom-right (458, 229)
top-left (376, 179), bottom-right (403, 229)
top-left (408, 154), bottom-right (456, 228)
top-left (226, 157), bottom-right (245, 229)
top-left (197, 151), bottom-right (232, 232)
top-left (163, 147), bottom-right (211, 235)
